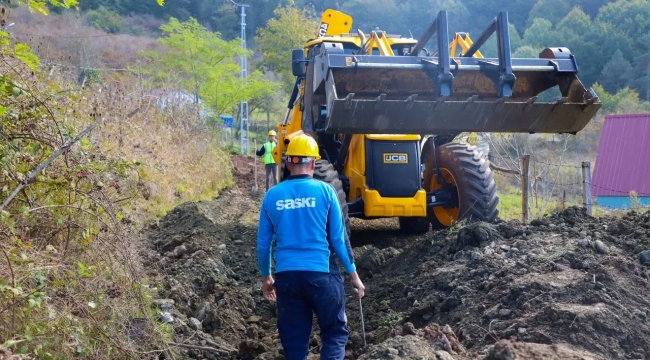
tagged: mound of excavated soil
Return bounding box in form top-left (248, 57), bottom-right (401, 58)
top-left (230, 154), bottom-right (266, 195)
top-left (141, 156), bottom-right (650, 360)
top-left (141, 168), bottom-right (280, 359)
top-left (347, 208), bottom-right (650, 359)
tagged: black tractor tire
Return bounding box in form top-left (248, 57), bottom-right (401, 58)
top-left (313, 160), bottom-right (351, 240)
top-left (398, 216), bottom-right (430, 234)
top-left (422, 140), bottom-right (499, 230)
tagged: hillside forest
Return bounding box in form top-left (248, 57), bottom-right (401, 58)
top-left (51, 0), bottom-right (650, 100)
top-left (1, 0), bottom-right (650, 358)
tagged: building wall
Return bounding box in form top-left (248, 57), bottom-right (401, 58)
top-left (596, 196), bottom-right (650, 209)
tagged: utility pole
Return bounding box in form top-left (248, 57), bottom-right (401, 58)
top-left (266, 96), bottom-right (271, 133)
top-left (233, 1), bottom-right (250, 155)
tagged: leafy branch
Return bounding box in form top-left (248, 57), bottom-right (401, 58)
top-left (0, 121), bottom-right (101, 213)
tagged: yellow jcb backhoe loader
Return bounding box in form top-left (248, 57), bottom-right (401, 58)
top-left (271, 9), bottom-right (601, 235)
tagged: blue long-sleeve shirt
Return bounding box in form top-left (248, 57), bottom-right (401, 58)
top-left (257, 174), bottom-right (356, 276)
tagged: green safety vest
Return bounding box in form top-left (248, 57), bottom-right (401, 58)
top-left (263, 141), bottom-right (276, 165)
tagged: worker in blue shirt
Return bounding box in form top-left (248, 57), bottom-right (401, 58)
top-left (257, 133), bottom-right (365, 360)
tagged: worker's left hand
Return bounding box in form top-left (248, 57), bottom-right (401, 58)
top-left (261, 275), bottom-right (276, 301)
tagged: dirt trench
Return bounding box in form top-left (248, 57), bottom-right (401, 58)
top-left (142, 154), bottom-right (650, 360)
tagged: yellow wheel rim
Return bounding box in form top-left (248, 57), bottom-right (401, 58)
top-left (429, 168), bottom-right (460, 227)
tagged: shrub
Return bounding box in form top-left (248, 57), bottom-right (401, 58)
top-left (0, 21), bottom-right (231, 359)
top-left (85, 6), bottom-right (123, 34)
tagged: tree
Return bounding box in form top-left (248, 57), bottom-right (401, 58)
top-left (85, 6), bottom-right (124, 33)
top-left (600, 49), bottom-right (632, 94)
top-left (513, 46), bottom-right (539, 58)
top-left (45, 0), bottom-right (164, 15)
top-left (143, 17), bottom-right (277, 118)
top-left (460, 0), bottom-right (536, 34)
top-left (574, 0), bottom-right (611, 17)
top-left (255, 1), bottom-right (318, 93)
top-left (625, 34), bottom-right (650, 102)
top-left (160, 17), bottom-right (240, 104)
top-left (341, 0), bottom-right (403, 35)
top-left (208, 2), bottom-right (240, 40)
top-left (591, 83), bottom-right (650, 114)
top-left (526, 0), bottom-right (573, 27)
top-left (508, 23), bottom-right (523, 52)
top-left (396, 0), bottom-right (470, 39)
top-left (23, 0), bottom-right (79, 15)
top-left (522, 18), bottom-right (557, 49)
top-left (553, 7), bottom-right (630, 87)
top-left (595, 0), bottom-right (650, 55)
top-left (297, 0), bottom-right (340, 13)
top-left (555, 7), bottom-right (593, 37)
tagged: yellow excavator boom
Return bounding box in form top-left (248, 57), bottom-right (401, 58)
top-left (316, 9), bottom-right (353, 37)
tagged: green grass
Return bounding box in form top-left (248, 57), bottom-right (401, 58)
top-left (497, 192), bottom-right (523, 221)
top-left (496, 191), bottom-right (583, 221)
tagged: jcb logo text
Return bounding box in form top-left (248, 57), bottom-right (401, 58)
top-left (383, 153), bottom-right (408, 164)
top-left (318, 23), bottom-right (329, 37)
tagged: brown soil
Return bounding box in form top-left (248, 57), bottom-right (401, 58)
top-left (229, 154), bottom-right (265, 194)
top-left (142, 154), bottom-right (650, 360)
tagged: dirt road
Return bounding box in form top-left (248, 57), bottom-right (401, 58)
top-left (142, 154), bottom-right (650, 360)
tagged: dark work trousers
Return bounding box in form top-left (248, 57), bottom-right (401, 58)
top-left (265, 164), bottom-right (277, 191)
top-left (273, 271), bottom-right (348, 360)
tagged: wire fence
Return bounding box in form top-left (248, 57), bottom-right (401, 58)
top-left (489, 154), bottom-right (650, 222)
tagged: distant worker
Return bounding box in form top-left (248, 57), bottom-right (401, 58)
top-left (256, 134), bottom-right (365, 360)
top-left (256, 130), bottom-right (278, 191)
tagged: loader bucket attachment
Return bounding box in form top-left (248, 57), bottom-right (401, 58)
top-left (312, 11), bottom-right (601, 135)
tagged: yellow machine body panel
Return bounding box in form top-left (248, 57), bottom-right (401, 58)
top-left (343, 134), bottom-right (365, 201)
top-left (344, 134), bottom-right (426, 217)
top-left (364, 190), bottom-right (427, 217)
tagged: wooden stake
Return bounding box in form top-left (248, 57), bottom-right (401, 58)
top-left (521, 154), bottom-right (530, 223)
top-left (582, 161), bottom-right (592, 216)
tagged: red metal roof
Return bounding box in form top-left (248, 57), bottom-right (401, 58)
top-left (591, 113), bottom-right (650, 197)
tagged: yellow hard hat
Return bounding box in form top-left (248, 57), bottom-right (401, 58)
top-left (268, 130), bottom-right (277, 136)
top-left (285, 134), bottom-right (321, 162)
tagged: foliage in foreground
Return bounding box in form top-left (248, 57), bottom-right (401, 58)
top-left (0, 6), bottom-right (233, 359)
top-left (0, 38), bottom-right (163, 360)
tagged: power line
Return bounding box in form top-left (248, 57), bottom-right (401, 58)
top-left (10, 31), bottom-right (126, 39)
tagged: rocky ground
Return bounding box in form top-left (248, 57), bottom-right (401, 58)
top-left (141, 154), bottom-right (650, 360)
